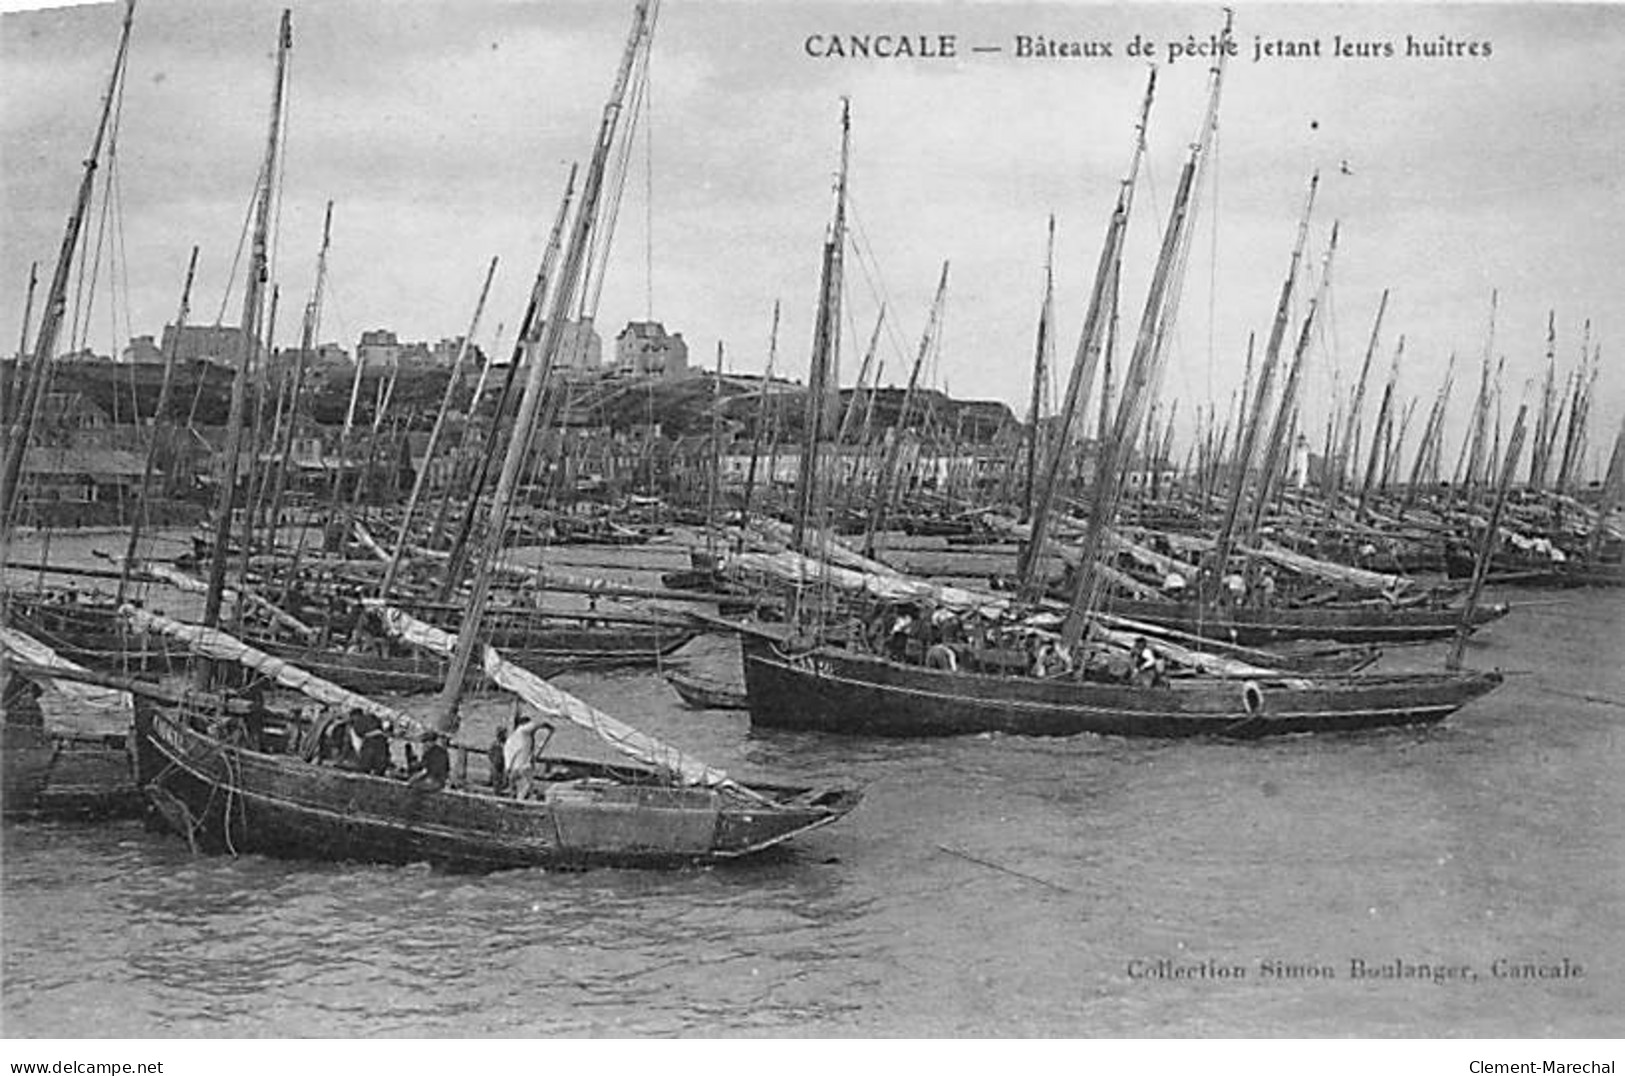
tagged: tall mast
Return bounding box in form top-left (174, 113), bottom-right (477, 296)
top-left (792, 98), bottom-right (850, 557)
top-left (116, 246), bottom-right (199, 604)
top-left (737, 300), bottom-right (780, 546)
top-left (1400, 353), bottom-right (1454, 516)
top-left (1, 0), bottom-right (136, 533)
top-left (1555, 334), bottom-right (1596, 501)
top-left (1099, 268), bottom-right (1121, 450)
top-left (234, 283), bottom-right (280, 626)
top-left (1448, 402), bottom-right (1527, 671)
top-left (1017, 66), bottom-right (1155, 598)
top-left (1528, 311), bottom-right (1557, 489)
top-left (264, 201), bottom-right (335, 542)
top-left (8, 262), bottom-right (39, 408)
top-left (201, 8), bottom-right (291, 635)
top-left (863, 262), bottom-right (950, 560)
top-left (438, 166), bottom-right (578, 598)
top-left (1061, 14), bottom-right (1232, 647)
top-left (1022, 215), bottom-right (1056, 521)
top-left (834, 308), bottom-right (883, 448)
top-left (1206, 173), bottom-right (1318, 592)
top-left (430, 0), bottom-right (657, 732)
top-left (1586, 415), bottom-right (1625, 563)
top-left (377, 256), bottom-right (498, 602)
top-left (1355, 334), bottom-right (1403, 522)
top-left (1460, 293), bottom-right (1498, 504)
top-left (1336, 289), bottom-right (1389, 491)
top-left (706, 341), bottom-right (723, 555)
top-left (1245, 222), bottom-right (1339, 543)
top-left (1383, 397), bottom-right (1418, 493)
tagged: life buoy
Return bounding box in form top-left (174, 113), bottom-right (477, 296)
top-left (1242, 680), bottom-right (1264, 715)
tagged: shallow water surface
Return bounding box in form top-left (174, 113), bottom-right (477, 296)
top-left (3, 553), bottom-right (1621, 1035)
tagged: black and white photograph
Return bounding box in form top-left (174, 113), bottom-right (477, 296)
top-left (1, 0), bottom-right (1621, 1055)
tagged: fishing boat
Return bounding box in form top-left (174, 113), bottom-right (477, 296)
top-left (432, 612), bottom-right (699, 657)
top-left (134, 692), bottom-right (854, 870)
top-left (125, 604), bottom-right (857, 869)
top-left (249, 631), bottom-right (693, 695)
top-left (1094, 595), bottom-right (1509, 645)
top-left (5, 590), bottom-right (182, 674)
top-left (743, 639), bottom-right (1502, 739)
top-left (0, 1), bottom-right (146, 823)
top-left (2, 632), bottom-right (143, 822)
top-left (126, 0), bottom-right (860, 870)
top-left (664, 669), bottom-right (749, 710)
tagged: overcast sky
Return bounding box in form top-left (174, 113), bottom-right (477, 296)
top-left (3, 1), bottom-right (1621, 478)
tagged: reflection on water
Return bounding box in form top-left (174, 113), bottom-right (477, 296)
top-left (4, 541), bottom-right (1622, 1035)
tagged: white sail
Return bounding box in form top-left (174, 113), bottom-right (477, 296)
top-left (723, 547), bottom-right (1297, 679)
top-left (137, 560), bottom-right (316, 639)
top-left (372, 602), bottom-right (766, 801)
top-left (120, 605), bottom-right (423, 736)
top-left (0, 627), bottom-right (132, 714)
top-left (723, 547), bottom-right (1012, 618)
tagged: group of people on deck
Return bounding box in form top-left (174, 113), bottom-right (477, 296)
top-left (859, 600), bottom-right (1171, 687)
top-left (267, 688), bottom-right (561, 799)
top-left (302, 704), bottom-right (449, 790)
top-left (1158, 563), bottom-right (1277, 609)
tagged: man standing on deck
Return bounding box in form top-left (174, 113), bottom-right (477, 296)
top-left (503, 715), bottom-right (556, 799)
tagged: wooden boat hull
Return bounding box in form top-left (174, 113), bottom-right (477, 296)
top-left (5, 597), bottom-right (181, 676)
top-left (133, 698), bottom-right (858, 870)
top-left (2, 723), bottom-right (144, 822)
top-left (743, 643), bottom-right (1503, 739)
top-left (249, 639), bottom-right (666, 696)
top-left (432, 618), bottom-right (700, 658)
top-left (664, 671), bottom-right (749, 710)
top-left (7, 598), bottom-right (698, 694)
top-left (1101, 598), bottom-right (1510, 645)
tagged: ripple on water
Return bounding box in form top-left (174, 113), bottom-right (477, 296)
top-left (3, 585), bottom-right (1622, 1035)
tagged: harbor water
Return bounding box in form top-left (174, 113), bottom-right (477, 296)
top-left (2, 534), bottom-right (1622, 1035)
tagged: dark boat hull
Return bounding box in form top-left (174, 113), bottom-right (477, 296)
top-left (434, 619), bottom-right (701, 658)
top-left (250, 639), bottom-right (672, 695)
top-left (9, 597), bottom-right (699, 694)
top-left (1101, 598), bottom-right (1510, 645)
top-left (5, 597), bottom-right (182, 676)
top-left (743, 644), bottom-right (1503, 739)
top-left (134, 698), bottom-right (857, 870)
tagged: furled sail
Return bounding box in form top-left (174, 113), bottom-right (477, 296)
top-left (1, 627), bottom-right (132, 714)
top-left (724, 547), bottom-right (1012, 618)
top-left (120, 606), bottom-right (422, 736)
top-left (372, 602), bottom-right (764, 800)
top-left (723, 547), bottom-right (1295, 679)
top-left (136, 560), bottom-right (316, 639)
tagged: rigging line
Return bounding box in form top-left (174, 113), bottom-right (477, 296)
top-left (105, 157), bottom-right (126, 366)
top-left (843, 197), bottom-right (916, 370)
top-left (65, 178), bottom-right (98, 357)
top-left (582, 30), bottom-right (654, 320)
top-left (1205, 114), bottom-right (1219, 411)
top-left (100, 71), bottom-right (132, 360)
top-left (267, 51), bottom-right (294, 311)
top-left (68, 27), bottom-right (132, 362)
top-left (644, 33), bottom-right (654, 322)
top-left (71, 132), bottom-right (121, 360)
top-left (212, 163), bottom-right (262, 328)
top-left (112, 157), bottom-right (137, 358)
top-left (320, 273), bottom-right (351, 358)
